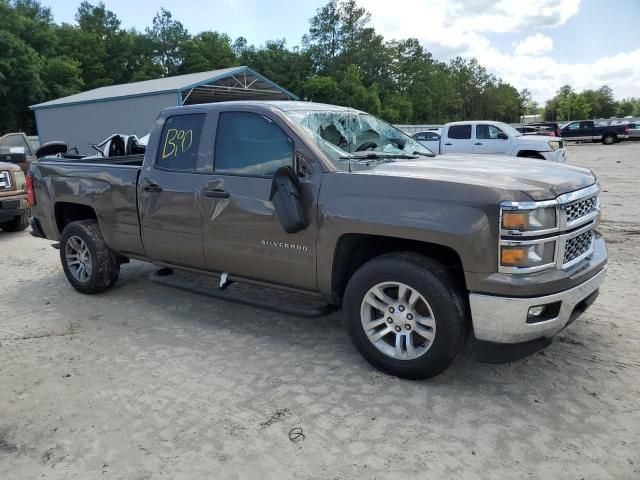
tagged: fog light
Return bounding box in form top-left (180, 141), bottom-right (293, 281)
top-left (526, 301), bottom-right (562, 324)
top-left (528, 305), bottom-right (545, 317)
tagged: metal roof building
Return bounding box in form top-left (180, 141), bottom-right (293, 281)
top-left (30, 66), bottom-right (298, 154)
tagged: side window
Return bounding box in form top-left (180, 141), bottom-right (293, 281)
top-left (156, 114), bottom-right (205, 172)
top-left (0, 134), bottom-right (29, 154)
top-left (413, 133), bottom-right (426, 140)
top-left (580, 121), bottom-right (592, 129)
top-left (215, 112), bottom-right (293, 176)
top-left (567, 122), bottom-right (580, 130)
top-left (477, 125), bottom-right (504, 139)
top-left (448, 125), bottom-right (472, 140)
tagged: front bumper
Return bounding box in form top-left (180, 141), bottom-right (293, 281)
top-left (0, 195), bottom-right (29, 222)
top-left (469, 266), bottom-right (606, 344)
top-left (542, 148), bottom-right (567, 163)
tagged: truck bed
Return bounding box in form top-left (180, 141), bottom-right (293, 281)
top-left (32, 158), bottom-right (145, 257)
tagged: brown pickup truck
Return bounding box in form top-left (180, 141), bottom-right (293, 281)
top-left (0, 161), bottom-right (29, 232)
top-left (27, 101), bottom-right (607, 379)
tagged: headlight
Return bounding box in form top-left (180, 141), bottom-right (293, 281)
top-left (500, 241), bottom-right (556, 269)
top-left (501, 206), bottom-right (557, 233)
top-left (548, 140), bottom-right (561, 151)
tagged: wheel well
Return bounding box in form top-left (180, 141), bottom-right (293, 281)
top-left (516, 150), bottom-right (545, 159)
top-left (54, 202), bottom-right (97, 234)
top-left (331, 234), bottom-right (466, 301)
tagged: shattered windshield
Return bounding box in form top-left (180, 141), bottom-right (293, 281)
top-left (284, 110), bottom-right (435, 171)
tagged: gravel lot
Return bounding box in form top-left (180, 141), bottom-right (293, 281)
top-left (1, 142), bottom-right (639, 479)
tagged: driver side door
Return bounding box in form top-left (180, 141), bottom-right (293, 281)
top-left (473, 124), bottom-right (510, 154)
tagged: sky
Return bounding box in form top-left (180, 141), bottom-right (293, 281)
top-left (42, 0), bottom-right (640, 104)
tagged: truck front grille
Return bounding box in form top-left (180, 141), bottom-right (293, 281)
top-left (566, 196), bottom-right (598, 224)
top-left (564, 230), bottom-right (594, 264)
top-left (0, 171), bottom-right (11, 190)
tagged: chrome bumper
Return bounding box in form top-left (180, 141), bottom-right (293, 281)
top-left (469, 266), bottom-right (607, 343)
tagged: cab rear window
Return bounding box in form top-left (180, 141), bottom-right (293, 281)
top-left (156, 114), bottom-right (205, 172)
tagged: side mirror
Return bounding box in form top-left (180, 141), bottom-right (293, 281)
top-left (497, 132), bottom-right (508, 140)
top-left (270, 166), bottom-right (307, 234)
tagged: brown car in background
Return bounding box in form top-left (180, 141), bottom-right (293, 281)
top-left (0, 132), bottom-right (39, 176)
top-left (0, 161), bottom-right (30, 232)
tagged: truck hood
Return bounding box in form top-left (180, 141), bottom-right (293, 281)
top-left (356, 155), bottom-right (595, 201)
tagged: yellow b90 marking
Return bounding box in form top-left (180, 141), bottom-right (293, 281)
top-left (162, 128), bottom-right (193, 159)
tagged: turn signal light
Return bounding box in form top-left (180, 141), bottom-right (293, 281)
top-left (502, 211), bottom-right (529, 230)
top-left (500, 246), bottom-right (528, 266)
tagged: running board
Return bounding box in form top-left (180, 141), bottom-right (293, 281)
top-left (150, 269), bottom-right (338, 318)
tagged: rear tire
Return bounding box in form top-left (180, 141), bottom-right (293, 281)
top-left (0, 212), bottom-right (29, 232)
top-left (343, 252), bottom-right (466, 379)
top-left (602, 134), bottom-right (616, 145)
top-left (60, 219), bottom-right (120, 294)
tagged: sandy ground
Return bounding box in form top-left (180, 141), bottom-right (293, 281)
top-left (1, 142), bottom-right (639, 479)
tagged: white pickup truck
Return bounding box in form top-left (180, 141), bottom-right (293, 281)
top-left (416, 121), bottom-right (566, 162)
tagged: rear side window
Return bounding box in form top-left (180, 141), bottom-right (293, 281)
top-left (156, 114), bottom-right (205, 172)
top-left (215, 112), bottom-right (293, 176)
top-left (448, 125), bottom-right (471, 139)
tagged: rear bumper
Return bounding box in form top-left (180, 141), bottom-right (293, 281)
top-left (469, 266), bottom-right (606, 344)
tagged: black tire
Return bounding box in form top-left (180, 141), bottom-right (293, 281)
top-left (602, 134), bottom-right (616, 145)
top-left (59, 219), bottom-right (120, 294)
top-left (343, 252), bottom-right (466, 380)
top-left (0, 212), bottom-right (29, 232)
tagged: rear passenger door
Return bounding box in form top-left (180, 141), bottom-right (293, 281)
top-left (442, 124), bottom-right (473, 154)
top-left (200, 110), bottom-right (321, 291)
top-left (138, 112), bottom-right (210, 269)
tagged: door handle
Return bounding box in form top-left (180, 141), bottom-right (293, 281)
top-left (444, 143), bottom-right (452, 146)
top-left (143, 183), bottom-right (162, 193)
top-left (474, 142), bottom-right (483, 145)
top-left (202, 188), bottom-right (230, 199)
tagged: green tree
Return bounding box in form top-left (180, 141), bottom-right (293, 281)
top-left (338, 64), bottom-right (380, 115)
top-left (179, 31), bottom-right (236, 74)
top-left (41, 55), bottom-right (84, 98)
top-left (302, 75), bottom-right (341, 103)
top-left (146, 8), bottom-right (189, 76)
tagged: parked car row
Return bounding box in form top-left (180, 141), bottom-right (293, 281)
top-left (415, 118), bottom-right (638, 146)
top-left (413, 120), bottom-right (566, 162)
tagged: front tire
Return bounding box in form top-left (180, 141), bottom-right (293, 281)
top-left (602, 134), bottom-right (616, 145)
top-left (343, 253), bottom-right (466, 379)
top-left (0, 212), bottom-right (29, 232)
top-left (60, 220), bottom-right (120, 294)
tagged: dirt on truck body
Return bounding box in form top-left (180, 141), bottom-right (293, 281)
top-left (27, 101), bottom-right (607, 379)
